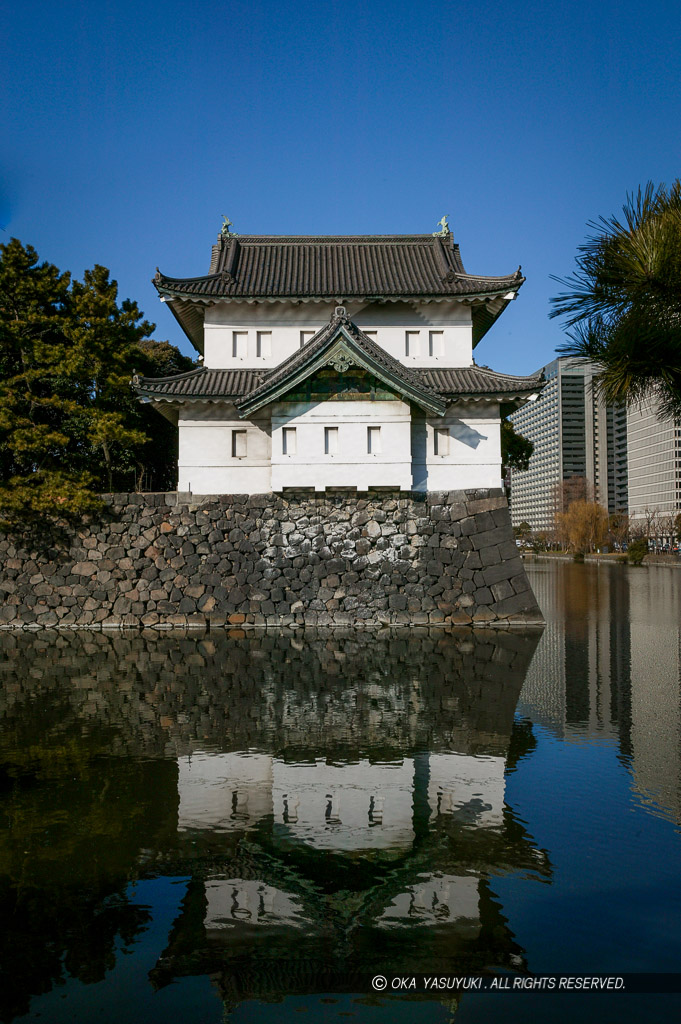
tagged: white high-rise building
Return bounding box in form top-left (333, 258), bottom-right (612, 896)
top-left (509, 358), bottom-right (627, 533)
top-left (627, 401), bottom-right (681, 531)
top-left (510, 358), bottom-right (679, 535)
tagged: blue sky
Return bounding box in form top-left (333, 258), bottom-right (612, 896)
top-left (2, 0), bottom-right (680, 374)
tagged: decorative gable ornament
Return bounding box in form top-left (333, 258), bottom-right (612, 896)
top-left (326, 350), bottom-right (356, 374)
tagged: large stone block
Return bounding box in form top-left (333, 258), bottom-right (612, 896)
top-left (492, 590), bottom-right (541, 618)
top-left (482, 559), bottom-right (524, 587)
top-left (478, 545), bottom-right (501, 567)
top-left (470, 526), bottom-right (514, 550)
top-left (491, 579), bottom-right (514, 602)
top-left (467, 496), bottom-right (507, 514)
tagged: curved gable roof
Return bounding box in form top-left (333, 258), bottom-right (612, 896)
top-left (235, 308), bottom-right (447, 417)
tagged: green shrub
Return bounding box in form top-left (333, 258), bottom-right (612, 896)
top-left (627, 538), bottom-right (649, 565)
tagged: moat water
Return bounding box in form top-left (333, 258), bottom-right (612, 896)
top-left (1, 561), bottom-right (680, 1023)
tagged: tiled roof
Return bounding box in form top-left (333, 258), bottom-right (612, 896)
top-left (135, 364), bottom-right (543, 402)
top-left (416, 366), bottom-right (544, 397)
top-left (133, 367), bottom-right (265, 398)
top-left (155, 234), bottom-right (523, 301)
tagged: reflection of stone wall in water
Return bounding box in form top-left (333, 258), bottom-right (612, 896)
top-left (0, 628), bottom-right (540, 759)
top-left (0, 490), bottom-right (543, 629)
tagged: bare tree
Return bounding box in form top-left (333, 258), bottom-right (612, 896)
top-left (608, 512), bottom-right (630, 551)
top-left (631, 507), bottom-right (661, 541)
top-left (657, 514), bottom-right (675, 549)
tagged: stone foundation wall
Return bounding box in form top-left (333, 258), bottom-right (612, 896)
top-left (0, 489), bottom-right (543, 629)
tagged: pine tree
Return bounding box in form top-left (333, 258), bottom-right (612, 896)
top-left (0, 239), bottom-right (195, 526)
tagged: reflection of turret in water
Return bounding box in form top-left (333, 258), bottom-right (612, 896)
top-left (147, 633), bottom-right (548, 1003)
top-left (152, 756), bottom-right (547, 1007)
top-left (0, 627), bottom-right (546, 1021)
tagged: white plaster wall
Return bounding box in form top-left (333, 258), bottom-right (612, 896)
top-left (204, 878), bottom-right (307, 928)
top-left (411, 403), bottom-right (502, 491)
top-left (177, 398), bottom-right (501, 494)
top-left (203, 299), bottom-right (473, 369)
top-left (178, 402), bottom-right (271, 494)
top-left (354, 300), bottom-right (473, 368)
top-left (271, 400), bottom-right (413, 491)
top-left (204, 300), bottom-right (333, 369)
top-left (427, 753), bottom-right (506, 829)
top-left (379, 875), bottom-right (481, 931)
top-left (177, 752), bottom-right (273, 831)
top-left (272, 758), bottom-right (415, 852)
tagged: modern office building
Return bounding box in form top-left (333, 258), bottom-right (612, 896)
top-left (510, 357), bottom-right (679, 535)
top-left (509, 357), bottom-right (628, 532)
top-left (626, 400), bottom-right (681, 531)
top-left (605, 402), bottom-right (630, 514)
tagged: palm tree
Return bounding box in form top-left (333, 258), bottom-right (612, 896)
top-left (550, 181), bottom-right (681, 419)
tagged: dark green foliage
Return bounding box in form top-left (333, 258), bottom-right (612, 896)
top-left (124, 338), bottom-right (195, 492)
top-left (627, 537), bottom-right (649, 565)
top-left (501, 417), bottom-right (534, 473)
top-left (551, 181), bottom-right (681, 420)
top-left (0, 239), bottom-right (195, 525)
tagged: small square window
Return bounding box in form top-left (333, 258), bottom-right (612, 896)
top-left (256, 331), bottom-right (271, 358)
top-left (232, 430), bottom-right (247, 458)
top-left (324, 426), bottom-right (338, 454)
top-left (367, 426), bottom-right (381, 454)
top-left (300, 330), bottom-right (315, 348)
top-left (282, 427), bottom-right (297, 455)
top-left (405, 331), bottom-right (420, 357)
top-left (434, 427), bottom-right (450, 456)
top-left (232, 331), bottom-right (247, 358)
